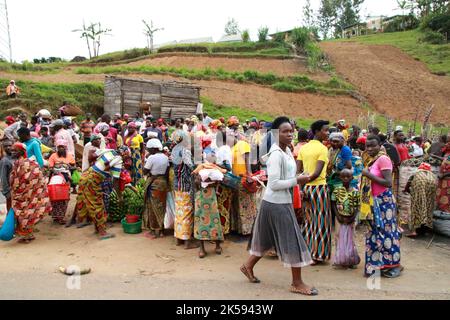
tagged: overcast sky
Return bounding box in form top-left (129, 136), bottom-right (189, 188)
top-left (3, 0), bottom-right (400, 62)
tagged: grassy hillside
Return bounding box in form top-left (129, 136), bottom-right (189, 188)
top-left (0, 78), bottom-right (104, 118)
top-left (334, 29), bottom-right (450, 76)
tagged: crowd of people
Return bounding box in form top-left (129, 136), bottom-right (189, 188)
top-left (0, 108), bottom-right (449, 296)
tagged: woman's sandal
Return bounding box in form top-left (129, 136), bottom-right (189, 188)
top-left (199, 251), bottom-right (207, 259)
top-left (290, 285), bottom-right (319, 296)
top-left (240, 264), bottom-right (260, 283)
top-left (215, 247), bottom-right (223, 255)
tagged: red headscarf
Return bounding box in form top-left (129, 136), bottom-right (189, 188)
top-left (13, 142), bottom-right (27, 158)
top-left (5, 116), bottom-right (15, 125)
top-left (356, 136), bottom-right (367, 145)
top-left (418, 162), bottom-right (431, 171)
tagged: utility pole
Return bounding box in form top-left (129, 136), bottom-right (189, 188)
top-left (0, 0), bottom-right (12, 62)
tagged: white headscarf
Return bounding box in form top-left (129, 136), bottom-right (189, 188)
top-left (146, 139), bottom-right (163, 151)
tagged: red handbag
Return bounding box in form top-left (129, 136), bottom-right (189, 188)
top-left (293, 185), bottom-right (302, 209)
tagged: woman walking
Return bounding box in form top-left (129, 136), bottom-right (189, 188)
top-left (362, 135), bottom-right (402, 278)
top-left (10, 143), bottom-right (51, 243)
top-left (143, 139), bottom-right (169, 239)
top-left (124, 122), bottom-right (144, 185)
top-left (297, 120), bottom-right (332, 264)
top-left (241, 117), bottom-right (316, 296)
top-left (404, 163), bottom-right (437, 237)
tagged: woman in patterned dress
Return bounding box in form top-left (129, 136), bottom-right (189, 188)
top-left (362, 135), bottom-right (403, 278)
top-left (171, 130), bottom-right (199, 249)
top-left (124, 122), bottom-right (144, 185)
top-left (404, 162), bottom-right (437, 237)
top-left (10, 142), bottom-right (51, 243)
top-left (193, 174), bottom-right (224, 258)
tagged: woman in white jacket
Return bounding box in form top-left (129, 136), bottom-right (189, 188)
top-left (240, 116), bottom-right (318, 296)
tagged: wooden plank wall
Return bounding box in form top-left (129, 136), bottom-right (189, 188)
top-left (104, 78), bottom-right (122, 115)
top-left (104, 77), bottom-right (200, 120)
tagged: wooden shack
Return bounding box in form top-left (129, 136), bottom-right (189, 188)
top-left (104, 76), bottom-right (201, 119)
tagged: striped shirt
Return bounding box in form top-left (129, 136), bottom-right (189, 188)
top-left (92, 149), bottom-right (123, 179)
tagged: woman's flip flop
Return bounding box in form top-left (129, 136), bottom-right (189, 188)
top-left (290, 285), bottom-right (319, 296)
top-left (240, 265), bottom-right (260, 283)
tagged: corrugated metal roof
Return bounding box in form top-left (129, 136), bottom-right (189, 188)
top-left (178, 37), bottom-right (214, 44)
top-left (217, 34), bottom-right (242, 42)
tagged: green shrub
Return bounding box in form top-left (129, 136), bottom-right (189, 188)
top-left (242, 29), bottom-right (250, 42)
top-left (271, 81), bottom-right (297, 92)
top-left (291, 27), bottom-right (310, 51)
top-left (243, 70), bottom-right (259, 81)
top-left (305, 41), bottom-right (322, 70)
top-left (384, 15), bottom-right (419, 33)
top-left (273, 32), bottom-right (285, 43)
top-left (419, 30), bottom-right (446, 44)
top-left (235, 74), bottom-right (246, 83)
top-left (258, 26), bottom-right (269, 42)
top-left (158, 45), bottom-right (209, 53)
top-left (290, 75), bottom-right (314, 86)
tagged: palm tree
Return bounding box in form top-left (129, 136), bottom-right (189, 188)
top-left (143, 20), bottom-right (164, 53)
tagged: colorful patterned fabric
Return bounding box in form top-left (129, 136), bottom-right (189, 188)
top-left (365, 189), bottom-right (401, 276)
top-left (174, 191), bottom-right (194, 240)
top-left (409, 170), bottom-right (437, 229)
top-left (76, 168), bottom-right (107, 234)
top-left (217, 185), bottom-right (232, 234)
top-left (331, 185), bottom-right (360, 217)
top-left (143, 176), bottom-right (168, 232)
top-left (194, 186), bottom-right (224, 241)
top-left (92, 149), bottom-right (123, 179)
top-left (302, 184), bottom-right (332, 261)
top-left (11, 158), bottom-right (51, 236)
top-left (51, 200), bottom-right (68, 223)
top-left (351, 155), bottom-right (364, 189)
top-left (233, 187), bottom-right (257, 235)
top-left (130, 148), bottom-right (143, 185)
top-left (101, 176), bottom-right (113, 215)
top-left (437, 156), bottom-right (450, 212)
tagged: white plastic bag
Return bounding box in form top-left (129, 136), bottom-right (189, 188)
top-left (164, 192), bottom-right (175, 229)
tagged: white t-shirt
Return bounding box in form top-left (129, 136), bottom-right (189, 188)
top-left (144, 153), bottom-right (169, 175)
top-left (216, 145), bottom-right (232, 167)
top-left (411, 143), bottom-right (424, 157)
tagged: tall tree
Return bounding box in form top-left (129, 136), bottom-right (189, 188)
top-left (224, 18), bottom-right (240, 35)
top-left (143, 20), bottom-right (164, 52)
top-left (302, 0), bottom-right (315, 28)
top-left (318, 0), bottom-right (336, 39)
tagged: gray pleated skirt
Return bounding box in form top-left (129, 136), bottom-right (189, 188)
top-left (249, 200), bottom-right (313, 268)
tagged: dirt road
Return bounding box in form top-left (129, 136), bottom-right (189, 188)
top-left (320, 42), bottom-right (450, 123)
top-left (0, 197), bottom-right (449, 300)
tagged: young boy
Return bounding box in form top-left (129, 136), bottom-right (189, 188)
top-left (331, 169), bottom-right (361, 268)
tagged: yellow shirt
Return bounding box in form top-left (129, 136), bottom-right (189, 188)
top-left (297, 140), bottom-right (329, 186)
top-left (342, 129), bottom-right (349, 141)
top-left (125, 134), bottom-right (143, 149)
top-left (232, 140), bottom-right (251, 177)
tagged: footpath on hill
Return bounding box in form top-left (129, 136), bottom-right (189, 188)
top-left (320, 41), bottom-right (450, 124)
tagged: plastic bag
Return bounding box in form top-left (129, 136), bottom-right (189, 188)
top-left (164, 192), bottom-right (175, 229)
top-left (0, 208), bottom-right (15, 241)
top-left (71, 170), bottom-right (81, 185)
top-left (293, 185), bottom-right (302, 209)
